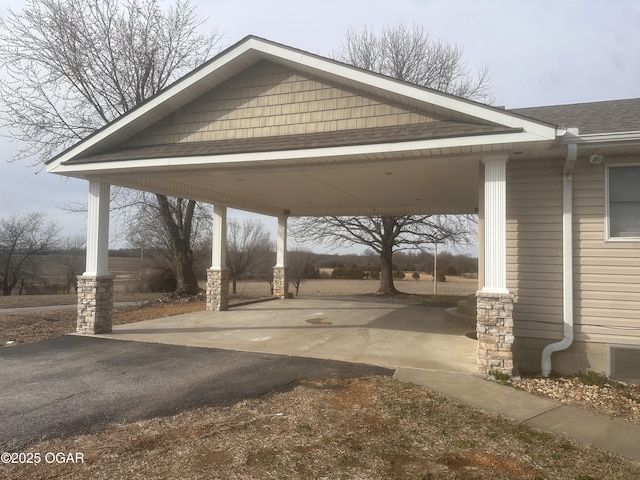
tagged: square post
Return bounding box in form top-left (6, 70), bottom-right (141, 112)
top-left (477, 155), bottom-right (514, 375)
top-left (77, 180), bottom-right (113, 334)
top-left (206, 204), bottom-right (229, 311)
top-left (273, 215), bottom-right (289, 298)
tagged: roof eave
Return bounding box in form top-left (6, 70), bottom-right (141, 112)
top-left (47, 130), bottom-right (549, 176)
top-left (561, 131), bottom-right (640, 146)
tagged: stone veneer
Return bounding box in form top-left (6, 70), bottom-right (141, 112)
top-left (476, 291), bottom-right (515, 375)
top-left (273, 266), bottom-right (289, 298)
top-left (76, 275), bottom-right (114, 334)
top-left (206, 269), bottom-right (230, 311)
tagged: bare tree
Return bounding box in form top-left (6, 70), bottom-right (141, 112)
top-left (0, 212), bottom-right (59, 296)
top-left (0, 0), bottom-right (222, 295)
top-left (226, 219), bottom-right (272, 294)
top-left (336, 22), bottom-right (493, 103)
top-left (287, 249), bottom-right (318, 296)
top-left (126, 193), bottom-right (212, 293)
top-left (253, 243), bottom-right (277, 295)
top-left (56, 234), bottom-right (85, 293)
top-left (292, 216), bottom-right (473, 295)
top-left (293, 23), bottom-right (487, 295)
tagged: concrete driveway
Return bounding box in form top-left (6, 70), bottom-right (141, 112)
top-left (96, 296), bottom-right (478, 373)
top-left (0, 335), bottom-right (391, 451)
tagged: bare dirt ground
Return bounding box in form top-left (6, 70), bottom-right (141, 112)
top-left (2, 277), bottom-right (640, 478)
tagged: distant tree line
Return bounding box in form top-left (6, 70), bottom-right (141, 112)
top-left (0, 212), bottom-right (84, 295)
top-left (313, 250), bottom-right (477, 278)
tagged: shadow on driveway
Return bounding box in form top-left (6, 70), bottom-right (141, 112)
top-left (0, 335), bottom-right (392, 451)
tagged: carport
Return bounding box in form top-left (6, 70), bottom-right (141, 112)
top-left (46, 36), bottom-right (559, 374)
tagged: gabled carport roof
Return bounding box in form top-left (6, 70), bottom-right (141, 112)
top-left (46, 35), bottom-right (560, 217)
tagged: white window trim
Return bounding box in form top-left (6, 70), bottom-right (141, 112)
top-left (605, 163), bottom-right (640, 242)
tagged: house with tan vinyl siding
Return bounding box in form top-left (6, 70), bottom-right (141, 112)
top-left (507, 101), bottom-right (640, 379)
top-left (46, 36), bottom-right (640, 381)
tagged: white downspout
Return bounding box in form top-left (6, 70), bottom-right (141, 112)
top-left (541, 129), bottom-right (578, 377)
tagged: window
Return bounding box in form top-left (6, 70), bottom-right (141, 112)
top-left (608, 165), bottom-right (640, 239)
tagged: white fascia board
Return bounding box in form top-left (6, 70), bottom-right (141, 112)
top-left (254, 41), bottom-right (558, 139)
top-left (49, 130), bottom-right (546, 175)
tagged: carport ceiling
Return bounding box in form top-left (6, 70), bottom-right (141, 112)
top-left (98, 153), bottom-right (480, 217)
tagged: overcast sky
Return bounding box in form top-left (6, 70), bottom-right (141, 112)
top-left (1, 0), bottom-right (639, 248)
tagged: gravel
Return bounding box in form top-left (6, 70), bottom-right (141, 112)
top-left (501, 375), bottom-right (640, 425)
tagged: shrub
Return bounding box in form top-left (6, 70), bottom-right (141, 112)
top-left (393, 270), bottom-right (405, 279)
top-left (368, 269), bottom-right (380, 280)
top-left (146, 270), bottom-right (177, 293)
top-left (442, 265), bottom-right (458, 276)
top-left (331, 267), bottom-right (366, 279)
top-left (411, 271), bottom-right (420, 280)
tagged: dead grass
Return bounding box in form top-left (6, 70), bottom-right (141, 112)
top-left (0, 292), bottom-right (177, 309)
top-left (0, 299), bottom-right (207, 346)
top-left (2, 376), bottom-right (639, 479)
top-left (0, 289), bottom-right (271, 346)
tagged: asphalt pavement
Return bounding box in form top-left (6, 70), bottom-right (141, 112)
top-left (0, 335), bottom-right (392, 451)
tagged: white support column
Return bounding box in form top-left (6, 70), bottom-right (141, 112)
top-left (206, 205), bottom-right (229, 311)
top-left (85, 180), bottom-right (111, 276)
top-left (476, 155), bottom-right (515, 376)
top-left (276, 216), bottom-right (287, 267)
top-left (77, 180), bottom-right (113, 334)
top-left (481, 156), bottom-right (509, 294)
top-left (211, 204), bottom-right (227, 270)
top-left (273, 216), bottom-right (289, 298)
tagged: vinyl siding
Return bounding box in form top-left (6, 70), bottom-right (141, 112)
top-left (573, 157), bottom-right (640, 346)
top-left (507, 155), bottom-right (640, 346)
top-left (124, 61), bottom-right (438, 147)
top-left (507, 157), bottom-right (564, 341)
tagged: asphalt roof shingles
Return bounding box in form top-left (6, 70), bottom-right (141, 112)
top-left (66, 121), bottom-right (520, 164)
top-left (510, 98), bottom-right (640, 135)
top-left (65, 97), bottom-right (640, 165)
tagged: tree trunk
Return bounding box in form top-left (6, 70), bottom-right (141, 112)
top-left (175, 248), bottom-right (199, 295)
top-left (232, 278), bottom-right (237, 294)
top-left (376, 247), bottom-right (398, 295)
top-left (375, 216), bottom-right (399, 295)
top-left (156, 195), bottom-right (200, 296)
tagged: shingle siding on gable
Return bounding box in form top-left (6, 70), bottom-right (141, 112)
top-left (124, 61), bottom-right (438, 147)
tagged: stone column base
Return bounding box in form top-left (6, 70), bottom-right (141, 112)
top-left (476, 291), bottom-right (515, 375)
top-left (206, 269), bottom-right (229, 311)
top-left (273, 266), bottom-right (289, 298)
top-left (77, 275), bottom-right (114, 334)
